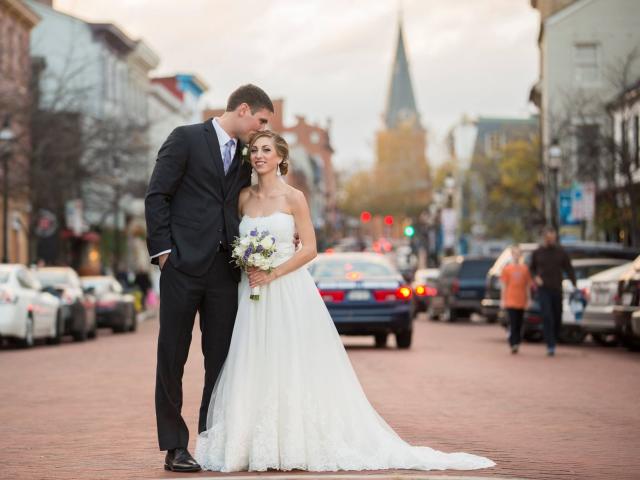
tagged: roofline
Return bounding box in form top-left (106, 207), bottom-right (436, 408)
top-left (544, 0), bottom-right (597, 28)
top-left (5, 0), bottom-right (41, 28)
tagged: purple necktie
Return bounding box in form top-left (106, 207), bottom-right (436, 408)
top-left (223, 140), bottom-right (234, 175)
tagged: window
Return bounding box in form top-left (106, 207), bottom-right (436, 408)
top-left (575, 124), bottom-right (600, 176)
top-left (574, 43), bottom-right (599, 84)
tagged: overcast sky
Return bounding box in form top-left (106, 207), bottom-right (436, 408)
top-left (54, 0), bottom-right (540, 171)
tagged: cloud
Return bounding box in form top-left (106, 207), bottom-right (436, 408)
top-left (53, 0), bottom-right (539, 169)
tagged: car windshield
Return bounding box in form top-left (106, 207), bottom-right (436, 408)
top-left (0, 271), bottom-right (10, 283)
top-left (36, 270), bottom-right (73, 286)
top-left (311, 258), bottom-right (395, 279)
top-left (459, 260), bottom-right (494, 279)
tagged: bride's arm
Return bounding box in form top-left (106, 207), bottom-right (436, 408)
top-left (248, 189), bottom-right (317, 288)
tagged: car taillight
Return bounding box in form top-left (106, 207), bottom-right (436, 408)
top-left (319, 290), bottom-right (345, 303)
top-left (414, 285), bottom-right (437, 297)
top-left (396, 286), bottom-right (412, 300)
top-left (451, 279), bottom-right (460, 295)
top-left (0, 288), bottom-right (18, 304)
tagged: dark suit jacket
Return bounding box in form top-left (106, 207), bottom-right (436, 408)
top-left (145, 119), bottom-right (252, 279)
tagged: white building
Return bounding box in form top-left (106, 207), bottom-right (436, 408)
top-left (26, 1), bottom-right (159, 227)
top-left (531, 0), bottom-right (640, 221)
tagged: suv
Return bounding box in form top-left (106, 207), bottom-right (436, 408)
top-left (483, 242), bottom-right (639, 323)
top-left (429, 256), bottom-right (495, 322)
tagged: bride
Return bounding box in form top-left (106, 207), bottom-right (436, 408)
top-left (195, 130), bottom-right (495, 473)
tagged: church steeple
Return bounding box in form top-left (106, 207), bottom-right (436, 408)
top-left (384, 16), bottom-right (420, 130)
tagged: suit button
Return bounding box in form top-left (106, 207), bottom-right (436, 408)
top-left (218, 228), bottom-right (223, 232)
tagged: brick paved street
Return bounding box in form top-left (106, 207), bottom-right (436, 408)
top-left (1, 314), bottom-right (639, 480)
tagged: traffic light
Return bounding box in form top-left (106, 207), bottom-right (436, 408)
top-left (383, 215), bottom-right (394, 226)
top-left (403, 225), bottom-right (415, 237)
top-left (360, 211), bottom-right (372, 223)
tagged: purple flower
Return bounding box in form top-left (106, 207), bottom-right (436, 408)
top-left (256, 245), bottom-right (264, 253)
top-left (250, 228), bottom-right (258, 237)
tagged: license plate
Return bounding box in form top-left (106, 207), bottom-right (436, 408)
top-left (622, 292), bottom-right (634, 305)
top-left (458, 291), bottom-right (477, 298)
top-left (347, 290), bottom-right (371, 301)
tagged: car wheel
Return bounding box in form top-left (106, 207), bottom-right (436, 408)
top-left (559, 327), bottom-right (587, 345)
top-left (485, 314), bottom-right (498, 324)
top-left (374, 333), bottom-right (388, 348)
top-left (443, 308), bottom-right (457, 322)
top-left (129, 307), bottom-right (138, 332)
top-left (523, 330), bottom-right (543, 342)
top-left (395, 330), bottom-right (412, 349)
top-left (591, 333), bottom-right (618, 347)
top-left (620, 335), bottom-right (640, 352)
top-left (46, 311), bottom-right (64, 345)
top-left (19, 314), bottom-right (35, 348)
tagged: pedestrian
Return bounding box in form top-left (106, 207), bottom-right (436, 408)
top-left (529, 227), bottom-right (576, 356)
top-left (500, 245), bottom-right (532, 354)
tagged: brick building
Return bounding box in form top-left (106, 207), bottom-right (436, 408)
top-left (0, 0), bottom-right (40, 264)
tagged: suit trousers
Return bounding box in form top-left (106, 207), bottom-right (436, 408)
top-left (155, 250), bottom-right (238, 451)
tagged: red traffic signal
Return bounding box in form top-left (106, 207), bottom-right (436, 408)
top-left (383, 215), bottom-right (394, 225)
top-left (360, 211), bottom-right (372, 223)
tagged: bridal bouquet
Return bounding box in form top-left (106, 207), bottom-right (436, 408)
top-left (231, 228), bottom-right (277, 301)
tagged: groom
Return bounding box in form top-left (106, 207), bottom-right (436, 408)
top-left (145, 84), bottom-right (274, 472)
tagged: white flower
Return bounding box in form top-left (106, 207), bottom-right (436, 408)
top-left (259, 236), bottom-right (275, 250)
top-left (242, 146), bottom-right (248, 157)
top-left (240, 237), bottom-right (251, 247)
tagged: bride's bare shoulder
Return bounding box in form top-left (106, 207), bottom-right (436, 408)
top-left (284, 186), bottom-right (309, 214)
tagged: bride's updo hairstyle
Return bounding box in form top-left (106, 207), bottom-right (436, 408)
top-left (248, 130), bottom-right (289, 175)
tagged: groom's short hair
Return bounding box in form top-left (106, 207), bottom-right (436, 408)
top-left (226, 84), bottom-right (274, 114)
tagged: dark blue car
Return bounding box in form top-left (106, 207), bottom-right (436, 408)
top-left (308, 252), bottom-right (413, 349)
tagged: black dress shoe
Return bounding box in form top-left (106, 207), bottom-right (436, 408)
top-left (165, 447), bottom-right (201, 472)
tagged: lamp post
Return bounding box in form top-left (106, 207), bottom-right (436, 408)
top-left (0, 117), bottom-right (15, 264)
top-left (548, 139), bottom-right (562, 232)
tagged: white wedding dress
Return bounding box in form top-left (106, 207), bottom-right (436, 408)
top-left (195, 212), bottom-right (495, 472)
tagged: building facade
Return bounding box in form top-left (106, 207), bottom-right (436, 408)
top-left (0, 0), bottom-right (40, 264)
top-left (530, 0), bottom-right (640, 238)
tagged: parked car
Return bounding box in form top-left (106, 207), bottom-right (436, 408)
top-left (429, 256), bottom-right (495, 322)
top-left (308, 252), bottom-right (413, 349)
top-left (80, 276), bottom-right (137, 333)
top-left (581, 262), bottom-right (634, 346)
top-left (505, 258), bottom-right (630, 344)
top-left (613, 255), bottom-right (640, 351)
top-left (0, 264), bottom-right (61, 348)
top-left (409, 268), bottom-right (439, 318)
top-left (483, 242), bottom-right (639, 323)
top-left (34, 267), bottom-right (96, 341)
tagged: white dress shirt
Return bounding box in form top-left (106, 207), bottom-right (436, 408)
top-left (150, 118), bottom-right (238, 261)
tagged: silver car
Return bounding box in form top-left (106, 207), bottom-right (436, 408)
top-left (581, 261), bottom-right (634, 346)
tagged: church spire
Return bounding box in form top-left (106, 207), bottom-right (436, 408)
top-left (384, 15), bottom-right (420, 129)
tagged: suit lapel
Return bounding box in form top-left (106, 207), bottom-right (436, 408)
top-left (202, 119), bottom-right (226, 181)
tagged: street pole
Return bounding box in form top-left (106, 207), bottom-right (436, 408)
top-left (551, 168), bottom-right (558, 232)
top-left (2, 150), bottom-right (8, 263)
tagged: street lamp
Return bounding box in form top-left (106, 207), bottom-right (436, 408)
top-left (548, 139), bottom-right (562, 232)
top-left (1, 116), bottom-right (15, 264)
